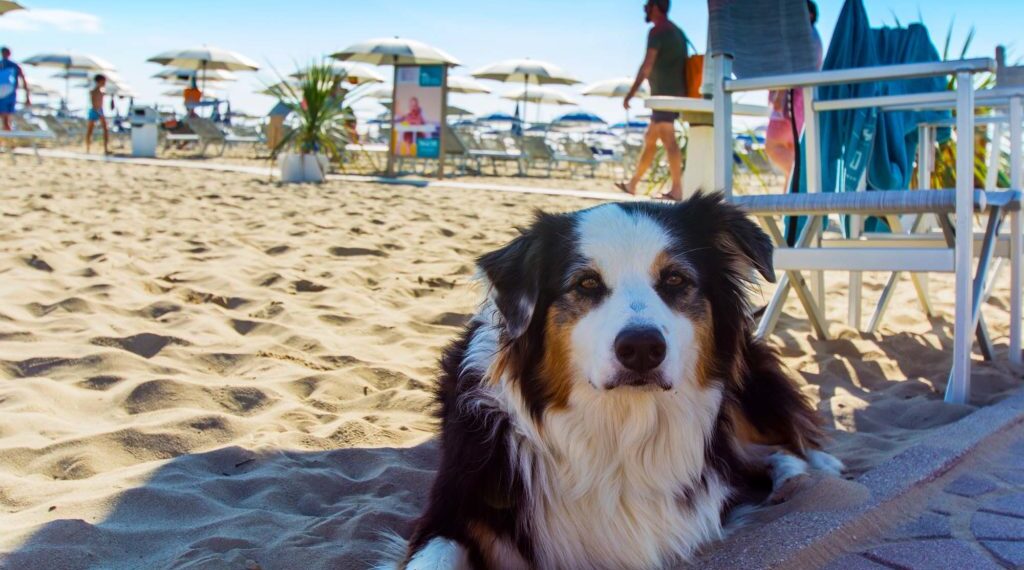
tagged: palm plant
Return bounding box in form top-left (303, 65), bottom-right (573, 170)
top-left (265, 61), bottom-right (354, 162)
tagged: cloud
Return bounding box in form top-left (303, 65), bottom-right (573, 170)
top-left (0, 9), bottom-right (102, 34)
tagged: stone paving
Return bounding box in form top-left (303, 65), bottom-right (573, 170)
top-left (827, 437), bottom-right (1024, 569)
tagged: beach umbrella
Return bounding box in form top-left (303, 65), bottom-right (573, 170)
top-left (477, 112), bottom-right (518, 123)
top-left (357, 83), bottom-right (394, 100)
top-left (154, 68), bottom-right (238, 83)
top-left (290, 61), bottom-right (385, 86)
top-left (331, 37), bottom-right (460, 67)
top-left (473, 58), bottom-right (578, 127)
top-left (553, 111), bottom-right (606, 129)
top-left (147, 46), bottom-right (259, 91)
top-left (472, 59), bottom-right (578, 86)
top-left (501, 86), bottom-right (577, 106)
top-left (0, 1), bottom-right (24, 15)
top-left (581, 77), bottom-right (649, 99)
top-left (24, 52), bottom-right (115, 101)
top-left (446, 75), bottom-right (491, 95)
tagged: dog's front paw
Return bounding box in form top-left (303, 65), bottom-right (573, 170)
top-left (808, 450), bottom-right (844, 476)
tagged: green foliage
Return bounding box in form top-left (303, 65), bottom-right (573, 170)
top-left (265, 61), bottom-right (354, 161)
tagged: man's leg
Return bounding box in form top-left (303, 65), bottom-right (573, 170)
top-left (656, 122), bottom-right (683, 200)
top-left (86, 121), bottom-right (95, 153)
top-left (624, 125), bottom-right (662, 194)
top-left (1, 114), bottom-right (10, 131)
top-left (100, 117), bottom-right (110, 154)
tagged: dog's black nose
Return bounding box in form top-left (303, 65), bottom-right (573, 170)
top-left (614, 327), bottom-right (667, 373)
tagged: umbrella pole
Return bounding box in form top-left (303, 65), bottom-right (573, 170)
top-left (64, 64), bottom-right (70, 112)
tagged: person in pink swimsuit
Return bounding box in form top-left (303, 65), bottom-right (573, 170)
top-left (765, 1), bottom-right (823, 185)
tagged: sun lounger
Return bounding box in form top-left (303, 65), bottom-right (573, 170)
top-left (176, 117), bottom-right (261, 158)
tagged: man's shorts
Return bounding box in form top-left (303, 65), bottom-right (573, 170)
top-left (88, 109), bottom-right (104, 122)
top-left (0, 97), bottom-right (15, 115)
top-left (651, 110), bottom-right (679, 123)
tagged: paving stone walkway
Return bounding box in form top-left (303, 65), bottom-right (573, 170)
top-left (826, 436), bottom-right (1024, 569)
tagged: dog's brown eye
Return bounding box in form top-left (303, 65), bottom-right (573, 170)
top-left (662, 273), bottom-right (686, 287)
top-left (576, 276), bottom-right (604, 293)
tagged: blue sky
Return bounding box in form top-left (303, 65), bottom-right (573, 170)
top-left (0, 0), bottom-right (1018, 122)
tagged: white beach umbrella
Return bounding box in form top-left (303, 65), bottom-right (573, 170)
top-left (148, 46), bottom-right (258, 91)
top-left (154, 68), bottom-right (238, 83)
top-left (473, 58), bottom-right (579, 126)
top-left (0, 1), bottom-right (24, 15)
top-left (581, 77), bottom-right (652, 128)
top-left (581, 77), bottom-right (650, 99)
top-left (290, 61), bottom-right (385, 86)
top-left (501, 86), bottom-right (578, 106)
top-left (358, 83), bottom-right (394, 100)
top-left (446, 75), bottom-right (492, 95)
top-left (24, 52), bottom-right (116, 101)
top-left (331, 37), bottom-right (460, 67)
top-left (472, 58), bottom-right (579, 86)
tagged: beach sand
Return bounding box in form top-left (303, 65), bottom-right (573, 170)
top-left (0, 157), bottom-right (1020, 569)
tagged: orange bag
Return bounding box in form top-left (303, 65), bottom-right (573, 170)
top-left (685, 54), bottom-right (704, 98)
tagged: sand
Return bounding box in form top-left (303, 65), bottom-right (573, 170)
top-left (0, 157), bottom-right (1020, 569)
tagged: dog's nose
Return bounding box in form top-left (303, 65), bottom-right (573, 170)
top-left (614, 326), bottom-right (667, 372)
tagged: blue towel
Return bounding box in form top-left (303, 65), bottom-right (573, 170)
top-left (789, 0), bottom-right (951, 237)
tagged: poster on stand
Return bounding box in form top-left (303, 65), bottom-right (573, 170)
top-left (392, 65), bottom-right (445, 159)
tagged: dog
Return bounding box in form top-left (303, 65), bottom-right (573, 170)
top-left (386, 193), bottom-right (842, 570)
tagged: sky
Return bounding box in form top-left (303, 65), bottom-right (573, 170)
top-left (0, 0), bottom-right (1019, 124)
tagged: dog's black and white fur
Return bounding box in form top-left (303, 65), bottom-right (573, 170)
top-left (388, 194), bottom-right (841, 569)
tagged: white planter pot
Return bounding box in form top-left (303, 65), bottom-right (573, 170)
top-left (279, 153), bottom-right (328, 183)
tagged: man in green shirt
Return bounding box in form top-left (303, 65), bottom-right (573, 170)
top-left (620, 0), bottom-right (688, 200)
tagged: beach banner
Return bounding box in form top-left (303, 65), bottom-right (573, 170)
top-left (392, 65), bottom-right (446, 160)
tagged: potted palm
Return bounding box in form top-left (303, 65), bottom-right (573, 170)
top-left (267, 61), bottom-right (353, 183)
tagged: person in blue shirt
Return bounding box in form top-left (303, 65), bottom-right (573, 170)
top-left (0, 46), bottom-right (31, 131)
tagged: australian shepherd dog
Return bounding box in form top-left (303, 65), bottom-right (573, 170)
top-left (385, 193), bottom-right (842, 569)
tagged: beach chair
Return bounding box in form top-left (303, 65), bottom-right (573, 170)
top-left (651, 0), bottom-right (1014, 403)
top-left (182, 117), bottom-right (255, 157)
top-left (863, 47), bottom-right (1024, 361)
top-left (0, 115), bottom-right (56, 163)
top-left (520, 135), bottom-right (558, 176)
top-left (555, 139), bottom-right (601, 177)
top-left (38, 114), bottom-right (77, 145)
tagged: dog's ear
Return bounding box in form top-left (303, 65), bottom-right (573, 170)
top-left (689, 192), bottom-right (776, 283)
top-left (477, 229), bottom-right (543, 339)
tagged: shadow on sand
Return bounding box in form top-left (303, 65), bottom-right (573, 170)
top-left (1, 442), bottom-right (438, 570)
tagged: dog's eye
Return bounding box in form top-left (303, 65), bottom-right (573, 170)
top-left (576, 275), bottom-right (604, 294)
top-left (661, 272), bottom-right (687, 288)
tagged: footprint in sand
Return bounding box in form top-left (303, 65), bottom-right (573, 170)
top-left (90, 333), bottom-right (190, 359)
top-left (328, 247), bottom-right (387, 258)
top-left (24, 255), bottom-right (53, 272)
top-left (293, 280), bottom-right (328, 293)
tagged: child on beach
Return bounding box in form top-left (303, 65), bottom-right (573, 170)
top-left (86, 74), bottom-right (109, 155)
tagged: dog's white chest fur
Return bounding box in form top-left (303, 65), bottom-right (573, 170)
top-left (508, 382), bottom-right (729, 569)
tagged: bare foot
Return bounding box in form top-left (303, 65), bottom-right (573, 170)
top-left (614, 181), bottom-right (634, 195)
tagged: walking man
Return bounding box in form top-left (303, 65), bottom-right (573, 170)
top-left (0, 47), bottom-right (30, 131)
top-left (620, 0), bottom-right (687, 200)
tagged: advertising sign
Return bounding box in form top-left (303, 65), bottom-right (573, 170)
top-left (392, 65), bottom-right (445, 159)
